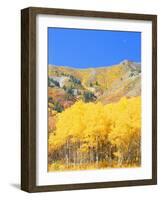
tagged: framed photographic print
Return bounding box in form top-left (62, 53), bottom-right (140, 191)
top-left (21, 7), bottom-right (157, 192)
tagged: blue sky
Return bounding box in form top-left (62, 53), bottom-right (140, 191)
top-left (48, 27), bottom-right (141, 69)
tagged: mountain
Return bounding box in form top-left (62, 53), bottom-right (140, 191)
top-left (48, 60), bottom-right (141, 113)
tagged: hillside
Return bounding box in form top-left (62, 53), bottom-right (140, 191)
top-left (48, 60), bottom-right (141, 170)
top-left (48, 60), bottom-right (141, 114)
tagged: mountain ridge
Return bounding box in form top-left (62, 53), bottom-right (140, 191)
top-left (49, 59), bottom-right (141, 71)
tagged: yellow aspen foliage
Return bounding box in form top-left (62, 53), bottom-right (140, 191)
top-left (48, 96), bottom-right (141, 171)
top-left (105, 96), bottom-right (141, 164)
top-left (105, 97), bottom-right (141, 142)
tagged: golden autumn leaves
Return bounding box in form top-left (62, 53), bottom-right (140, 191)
top-left (48, 97), bottom-right (141, 171)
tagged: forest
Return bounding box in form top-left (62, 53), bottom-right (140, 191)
top-left (48, 96), bottom-right (141, 171)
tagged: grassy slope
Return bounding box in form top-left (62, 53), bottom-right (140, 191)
top-left (48, 62), bottom-right (141, 104)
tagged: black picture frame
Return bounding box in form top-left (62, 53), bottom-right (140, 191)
top-left (21, 7), bottom-right (157, 192)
